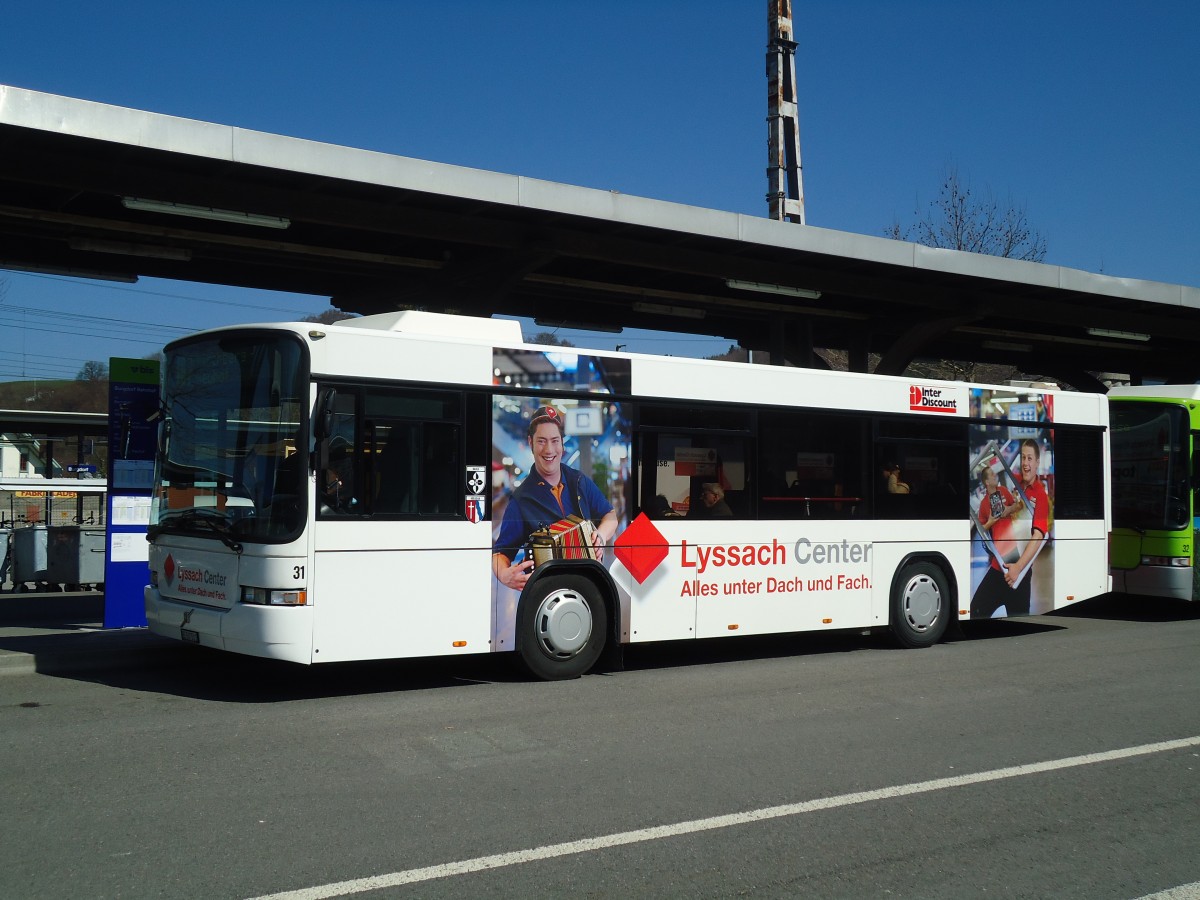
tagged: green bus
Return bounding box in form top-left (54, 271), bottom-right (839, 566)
top-left (1108, 385), bottom-right (1200, 600)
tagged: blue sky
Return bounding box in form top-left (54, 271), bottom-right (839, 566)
top-left (2, 0), bottom-right (1197, 382)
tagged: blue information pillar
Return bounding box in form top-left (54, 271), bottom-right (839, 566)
top-left (104, 357), bottom-right (160, 628)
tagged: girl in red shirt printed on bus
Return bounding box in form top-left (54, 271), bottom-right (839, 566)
top-left (977, 465), bottom-right (1019, 554)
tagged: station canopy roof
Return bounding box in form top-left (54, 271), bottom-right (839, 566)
top-left (2, 84), bottom-right (1198, 388)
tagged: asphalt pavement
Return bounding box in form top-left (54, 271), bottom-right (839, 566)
top-left (2, 589), bottom-right (1197, 899)
top-left (1, 588), bottom-right (1195, 680)
top-left (0, 590), bottom-right (180, 678)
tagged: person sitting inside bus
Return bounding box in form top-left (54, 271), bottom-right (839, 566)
top-left (882, 462), bottom-right (910, 494)
top-left (319, 466), bottom-right (356, 514)
top-left (698, 483), bottom-right (732, 517)
top-left (648, 494), bottom-right (679, 518)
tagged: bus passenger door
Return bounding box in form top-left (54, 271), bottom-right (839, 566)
top-left (310, 385), bottom-right (493, 662)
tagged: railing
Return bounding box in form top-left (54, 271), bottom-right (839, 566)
top-left (761, 495), bottom-right (863, 518)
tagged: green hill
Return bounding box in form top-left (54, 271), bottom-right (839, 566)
top-left (0, 379), bottom-right (108, 413)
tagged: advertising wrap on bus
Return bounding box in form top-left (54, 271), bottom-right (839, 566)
top-left (489, 352), bottom-right (631, 655)
top-left (155, 548), bottom-right (238, 608)
top-left (910, 384), bottom-right (965, 415)
top-left (611, 518), bottom-right (882, 642)
top-left (967, 388), bottom-right (1055, 618)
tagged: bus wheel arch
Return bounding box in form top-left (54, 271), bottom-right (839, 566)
top-left (888, 553), bottom-right (955, 648)
top-left (516, 564), bottom-right (615, 680)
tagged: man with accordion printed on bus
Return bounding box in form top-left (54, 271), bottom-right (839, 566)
top-left (492, 405), bottom-right (618, 591)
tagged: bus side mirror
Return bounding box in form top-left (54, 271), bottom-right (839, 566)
top-left (315, 388), bottom-right (338, 470)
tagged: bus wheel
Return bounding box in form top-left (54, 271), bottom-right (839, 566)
top-left (890, 561), bottom-right (949, 648)
top-left (518, 575), bottom-right (607, 680)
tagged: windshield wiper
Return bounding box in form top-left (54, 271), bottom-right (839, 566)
top-left (155, 509), bottom-right (244, 554)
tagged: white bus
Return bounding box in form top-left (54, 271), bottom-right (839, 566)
top-left (144, 311), bottom-right (1110, 679)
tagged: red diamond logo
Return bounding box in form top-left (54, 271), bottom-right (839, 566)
top-left (614, 513), bottom-right (669, 584)
top-left (164, 554), bottom-right (175, 586)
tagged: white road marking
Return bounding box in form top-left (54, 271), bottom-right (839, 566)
top-left (249, 735), bottom-right (1200, 900)
top-left (1136, 883), bottom-right (1200, 900)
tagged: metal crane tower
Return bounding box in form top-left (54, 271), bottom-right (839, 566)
top-left (766, 0), bottom-right (806, 224)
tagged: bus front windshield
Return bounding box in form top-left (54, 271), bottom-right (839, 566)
top-left (151, 333), bottom-right (308, 544)
top-left (1110, 402), bottom-right (1190, 532)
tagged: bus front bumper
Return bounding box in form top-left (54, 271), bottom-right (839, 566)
top-left (144, 587), bottom-right (315, 663)
top-left (1110, 565), bottom-right (1195, 601)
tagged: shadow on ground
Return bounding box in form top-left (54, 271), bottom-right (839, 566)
top-left (9, 590), bottom-right (1178, 704)
top-left (1048, 591), bottom-right (1200, 623)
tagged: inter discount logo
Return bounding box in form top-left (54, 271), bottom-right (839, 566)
top-left (909, 385), bottom-right (959, 414)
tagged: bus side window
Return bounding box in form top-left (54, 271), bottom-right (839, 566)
top-left (651, 433), bottom-right (749, 519)
top-left (758, 411), bottom-right (865, 520)
top-left (874, 444), bottom-right (963, 519)
top-left (318, 389), bottom-right (359, 517)
top-left (873, 418), bottom-right (967, 520)
top-left (1192, 433), bottom-right (1200, 522)
top-left (373, 424), bottom-right (417, 515)
top-left (362, 388), bottom-right (463, 519)
top-left (420, 422), bottom-right (459, 515)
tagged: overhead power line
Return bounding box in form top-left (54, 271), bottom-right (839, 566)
top-left (0, 316), bottom-right (179, 345)
top-left (7, 271), bottom-right (327, 316)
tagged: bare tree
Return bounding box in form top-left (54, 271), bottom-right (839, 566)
top-left (76, 360), bottom-right (108, 382)
top-left (887, 167), bottom-right (1047, 262)
top-left (526, 331), bottom-right (575, 347)
top-left (302, 308), bottom-right (358, 325)
top-left (879, 167), bottom-right (1053, 383)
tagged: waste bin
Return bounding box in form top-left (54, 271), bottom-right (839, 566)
top-left (47, 526), bottom-right (107, 588)
top-left (12, 525), bottom-right (49, 589)
top-left (0, 527), bottom-right (11, 588)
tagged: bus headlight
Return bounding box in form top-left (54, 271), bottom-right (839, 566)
top-left (1140, 556), bottom-right (1190, 568)
top-left (241, 587), bottom-right (308, 606)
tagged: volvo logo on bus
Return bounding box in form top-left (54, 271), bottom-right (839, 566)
top-left (910, 384), bottom-right (960, 414)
